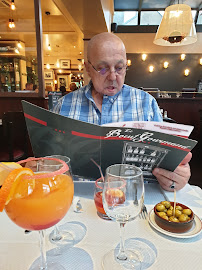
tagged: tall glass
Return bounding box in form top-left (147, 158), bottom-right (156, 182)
top-left (102, 164), bottom-right (144, 270)
top-left (5, 157), bottom-right (74, 270)
top-left (47, 155), bottom-right (74, 247)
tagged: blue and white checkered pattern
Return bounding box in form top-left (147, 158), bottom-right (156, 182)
top-left (53, 81), bottom-right (163, 125)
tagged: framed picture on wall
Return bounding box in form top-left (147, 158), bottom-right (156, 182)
top-left (60, 59), bottom-right (71, 69)
top-left (44, 71), bottom-right (53, 80)
top-left (58, 75), bottom-right (68, 89)
top-left (45, 81), bottom-right (53, 87)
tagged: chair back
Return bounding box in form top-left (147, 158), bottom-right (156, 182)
top-left (1, 111), bottom-right (29, 161)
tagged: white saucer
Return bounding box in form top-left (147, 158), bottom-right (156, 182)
top-left (148, 209), bottom-right (202, 238)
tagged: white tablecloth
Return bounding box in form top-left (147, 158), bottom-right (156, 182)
top-left (1, 182), bottom-right (202, 270)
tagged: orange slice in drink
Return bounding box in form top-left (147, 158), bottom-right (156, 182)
top-left (0, 162), bottom-right (22, 186)
top-left (0, 167), bottom-right (34, 212)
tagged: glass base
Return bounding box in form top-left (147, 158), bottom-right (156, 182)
top-left (49, 230), bottom-right (74, 246)
top-left (29, 260), bottom-right (66, 270)
top-left (102, 249), bottom-right (142, 270)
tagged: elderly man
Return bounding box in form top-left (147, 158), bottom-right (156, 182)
top-left (54, 32), bottom-right (191, 191)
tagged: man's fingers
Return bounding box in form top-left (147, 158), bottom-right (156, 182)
top-left (180, 152), bottom-right (192, 165)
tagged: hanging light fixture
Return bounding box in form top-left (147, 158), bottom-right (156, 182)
top-left (153, 3), bottom-right (197, 46)
top-left (10, 0), bottom-right (16, 10)
top-left (45, 11), bottom-right (51, 51)
top-left (8, 19), bottom-right (15, 28)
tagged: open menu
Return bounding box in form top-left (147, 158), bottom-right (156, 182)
top-left (22, 101), bottom-right (197, 181)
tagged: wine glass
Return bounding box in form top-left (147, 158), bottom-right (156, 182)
top-left (102, 164), bottom-right (144, 270)
top-left (47, 155), bottom-right (75, 247)
top-left (5, 157), bottom-right (74, 270)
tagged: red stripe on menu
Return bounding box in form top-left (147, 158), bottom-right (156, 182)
top-left (160, 143), bottom-right (189, 151)
top-left (71, 130), bottom-right (130, 140)
top-left (24, 113), bottom-right (47, 126)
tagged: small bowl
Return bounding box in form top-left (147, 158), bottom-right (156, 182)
top-left (154, 202), bottom-right (194, 233)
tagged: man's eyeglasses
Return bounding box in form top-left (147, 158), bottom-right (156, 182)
top-left (88, 60), bottom-right (128, 76)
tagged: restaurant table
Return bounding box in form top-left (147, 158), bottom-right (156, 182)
top-left (1, 181), bottom-right (202, 270)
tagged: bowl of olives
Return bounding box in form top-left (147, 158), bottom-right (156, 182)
top-left (154, 201), bottom-right (194, 233)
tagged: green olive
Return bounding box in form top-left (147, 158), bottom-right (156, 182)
top-left (161, 201), bottom-right (171, 209)
top-left (167, 209), bottom-right (173, 217)
top-left (162, 215), bottom-right (169, 220)
top-left (176, 205), bottom-right (183, 211)
top-left (175, 210), bottom-right (182, 218)
top-left (182, 209), bottom-right (192, 216)
top-left (169, 216), bottom-right (179, 222)
top-left (158, 211), bottom-right (167, 217)
top-left (156, 204), bottom-right (166, 212)
top-left (178, 214), bottom-right (189, 222)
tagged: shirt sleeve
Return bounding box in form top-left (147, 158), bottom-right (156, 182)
top-left (52, 97), bottom-right (64, 114)
top-left (150, 98), bottom-right (163, 122)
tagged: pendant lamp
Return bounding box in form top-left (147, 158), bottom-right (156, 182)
top-left (153, 4), bottom-right (197, 46)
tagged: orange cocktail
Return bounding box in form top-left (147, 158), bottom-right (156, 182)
top-left (0, 157), bottom-right (74, 270)
top-left (5, 173), bottom-right (74, 230)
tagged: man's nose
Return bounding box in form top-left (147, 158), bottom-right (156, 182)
top-left (107, 69), bottom-right (117, 80)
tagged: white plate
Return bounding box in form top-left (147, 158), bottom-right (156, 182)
top-left (148, 209), bottom-right (202, 238)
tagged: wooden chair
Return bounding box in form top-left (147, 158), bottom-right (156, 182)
top-left (0, 111), bottom-right (29, 161)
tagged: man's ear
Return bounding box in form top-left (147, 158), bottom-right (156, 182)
top-left (85, 61), bottom-right (91, 77)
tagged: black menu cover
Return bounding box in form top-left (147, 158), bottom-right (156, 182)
top-left (22, 101), bottom-right (197, 180)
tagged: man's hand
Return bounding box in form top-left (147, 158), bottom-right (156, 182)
top-left (152, 152), bottom-right (192, 191)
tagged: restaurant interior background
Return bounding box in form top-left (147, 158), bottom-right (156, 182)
top-left (0, 0), bottom-right (202, 186)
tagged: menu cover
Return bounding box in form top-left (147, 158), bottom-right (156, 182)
top-left (22, 101), bottom-right (197, 181)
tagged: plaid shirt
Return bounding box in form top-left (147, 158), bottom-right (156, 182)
top-left (53, 81), bottom-right (163, 125)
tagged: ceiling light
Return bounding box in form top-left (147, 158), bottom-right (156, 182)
top-left (59, 69), bottom-right (62, 73)
top-left (46, 63), bottom-right (50, 69)
top-left (153, 4), bottom-right (197, 46)
top-left (163, 61), bottom-right (169, 68)
top-left (184, 69), bottom-right (190, 76)
top-left (10, 0), bottom-right (16, 10)
top-left (199, 58), bottom-right (202, 65)
top-left (48, 44), bottom-right (51, 51)
top-left (149, 65), bottom-right (154, 72)
top-left (142, 54), bottom-right (147, 61)
top-left (181, 54), bottom-right (186, 61)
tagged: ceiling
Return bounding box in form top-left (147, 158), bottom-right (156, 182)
top-left (0, 0), bottom-right (109, 65)
top-left (114, 0), bottom-right (202, 24)
top-left (0, 0), bottom-right (201, 65)
top-left (114, 0), bottom-right (202, 11)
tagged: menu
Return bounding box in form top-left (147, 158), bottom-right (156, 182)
top-left (22, 101), bottom-right (197, 181)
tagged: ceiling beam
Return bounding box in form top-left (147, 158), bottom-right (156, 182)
top-left (138, 0), bottom-right (143, 25)
top-left (195, 1), bottom-right (202, 24)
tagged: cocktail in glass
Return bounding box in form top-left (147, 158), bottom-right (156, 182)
top-left (4, 157), bottom-right (74, 270)
top-left (94, 178), bottom-right (110, 220)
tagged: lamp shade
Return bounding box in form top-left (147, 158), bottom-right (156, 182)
top-left (153, 4), bottom-right (197, 46)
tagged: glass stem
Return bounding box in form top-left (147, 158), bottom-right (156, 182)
top-left (52, 225), bottom-right (62, 241)
top-left (117, 222), bottom-right (127, 261)
top-left (39, 230), bottom-right (47, 270)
